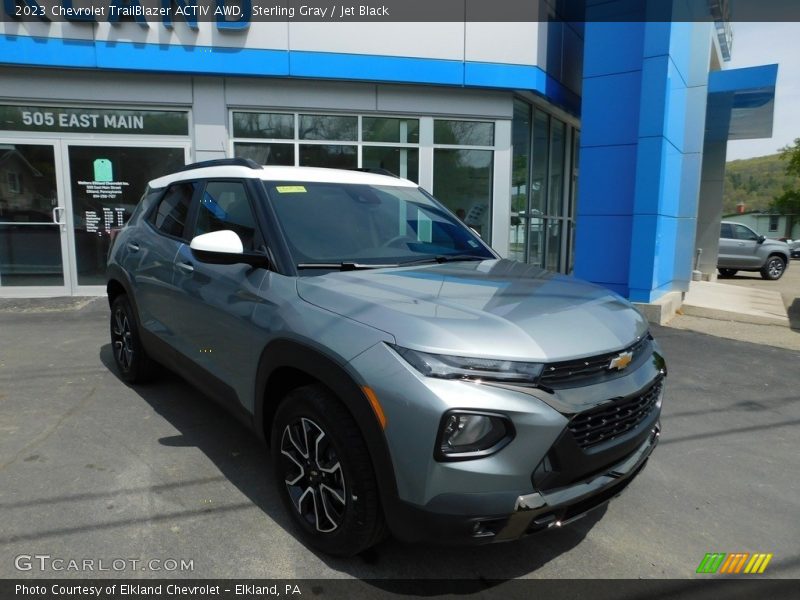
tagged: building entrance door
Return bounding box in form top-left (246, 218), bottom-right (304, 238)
top-left (0, 140), bottom-right (72, 295)
top-left (64, 143), bottom-right (187, 292)
top-left (0, 139), bottom-right (189, 296)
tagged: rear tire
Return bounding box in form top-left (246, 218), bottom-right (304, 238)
top-left (717, 268), bottom-right (737, 278)
top-left (271, 384), bottom-right (384, 556)
top-left (760, 255), bottom-right (786, 280)
top-left (109, 294), bottom-right (157, 383)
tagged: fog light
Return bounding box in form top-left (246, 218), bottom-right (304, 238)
top-left (435, 411), bottom-right (514, 461)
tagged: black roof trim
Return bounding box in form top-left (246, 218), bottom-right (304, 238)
top-left (350, 167), bottom-right (400, 178)
top-left (173, 158), bottom-right (262, 173)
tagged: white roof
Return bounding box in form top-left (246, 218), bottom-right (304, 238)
top-left (149, 164), bottom-right (417, 190)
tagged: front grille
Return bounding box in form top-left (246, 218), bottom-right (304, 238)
top-left (568, 379), bottom-right (663, 449)
top-left (540, 335), bottom-right (651, 388)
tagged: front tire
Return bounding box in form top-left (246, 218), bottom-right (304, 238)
top-left (760, 255), bottom-right (786, 280)
top-left (272, 384), bottom-right (384, 556)
top-left (109, 294), bottom-right (157, 383)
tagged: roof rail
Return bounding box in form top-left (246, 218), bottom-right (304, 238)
top-left (173, 158), bottom-right (262, 173)
top-left (350, 167), bottom-right (400, 178)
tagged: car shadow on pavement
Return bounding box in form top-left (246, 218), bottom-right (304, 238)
top-left (788, 297), bottom-right (800, 331)
top-left (99, 344), bottom-right (605, 584)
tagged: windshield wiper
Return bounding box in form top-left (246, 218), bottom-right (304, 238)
top-left (400, 254), bottom-right (487, 266)
top-left (297, 262), bottom-right (399, 271)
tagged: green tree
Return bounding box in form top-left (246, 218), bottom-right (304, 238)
top-left (770, 138), bottom-right (800, 237)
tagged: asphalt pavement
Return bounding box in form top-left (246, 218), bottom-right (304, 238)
top-left (0, 298), bottom-right (798, 581)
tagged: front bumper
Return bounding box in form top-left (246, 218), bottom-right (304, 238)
top-left (387, 422), bottom-right (660, 544)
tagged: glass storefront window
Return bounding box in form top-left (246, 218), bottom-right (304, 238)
top-left (545, 218), bottom-right (562, 271)
top-left (511, 100), bottom-right (579, 273)
top-left (549, 119), bottom-right (566, 215)
top-left (434, 120), bottom-right (494, 146)
top-left (232, 112), bottom-right (294, 139)
top-left (299, 115), bottom-right (357, 141)
top-left (510, 100), bottom-right (531, 262)
top-left (362, 117), bottom-right (420, 143)
top-left (433, 149), bottom-right (493, 239)
top-left (233, 142), bottom-right (294, 166)
top-left (69, 145), bottom-right (186, 285)
top-left (0, 144), bottom-right (63, 287)
top-left (230, 111), bottom-right (424, 178)
top-left (299, 144), bottom-right (357, 169)
top-left (363, 147), bottom-right (419, 182)
top-left (529, 110), bottom-right (550, 264)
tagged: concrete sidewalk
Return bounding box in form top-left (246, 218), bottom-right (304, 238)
top-left (681, 280), bottom-right (789, 326)
top-left (665, 271), bottom-right (800, 352)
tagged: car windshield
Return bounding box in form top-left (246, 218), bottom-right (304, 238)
top-left (262, 181), bottom-right (495, 269)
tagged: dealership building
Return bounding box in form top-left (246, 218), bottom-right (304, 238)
top-left (0, 2), bottom-right (777, 319)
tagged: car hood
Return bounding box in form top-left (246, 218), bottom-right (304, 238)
top-left (296, 259), bottom-right (648, 362)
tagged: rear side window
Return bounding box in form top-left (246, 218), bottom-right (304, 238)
top-left (720, 223), bottom-right (734, 239)
top-left (150, 182), bottom-right (196, 239)
top-left (195, 181), bottom-right (260, 251)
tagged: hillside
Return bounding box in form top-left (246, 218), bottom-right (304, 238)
top-left (723, 153), bottom-right (800, 214)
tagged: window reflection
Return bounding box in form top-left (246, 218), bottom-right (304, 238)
top-left (232, 112), bottom-right (294, 139)
top-left (0, 144), bottom-right (64, 287)
top-left (299, 115), bottom-right (357, 141)
top-left (433, 149), bottom-right (493, 239)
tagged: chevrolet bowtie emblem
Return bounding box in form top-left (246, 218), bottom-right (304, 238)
top-left (609, 351), bottom-right (633, 370)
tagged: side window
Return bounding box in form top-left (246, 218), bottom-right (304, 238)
top-left (195, 181), bottom-right (260, 251)
top-left (720, 223), bottom-right (734, 239)
top-left (734, 224), bottom-right (758, 241)
top-left (150, 182), bottom-right (196, 239)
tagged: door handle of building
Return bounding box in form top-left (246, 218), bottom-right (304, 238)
top-left (176, 261), bottom-right (194, 273)
top-left (127, 242), bottom-right (140, 252)
top-left (52, 207), bottom-right (65, 225)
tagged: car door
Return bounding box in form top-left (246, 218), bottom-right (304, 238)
top-left (170, 179), bottom-right (272, 406)
top-left (731, 224), bottom-right (762, 268)
top-left (127, 181), bottom-right (199, 344)
top-left (717, 222), bottom-right (737, 267)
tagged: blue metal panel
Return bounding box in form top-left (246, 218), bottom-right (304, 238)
top-left (0, 33), bottom-right (575, 106)
top-left (573, 214), bottom-right (632, 293)
top-left (581, 69), bottom-right (642, 147)
top-left (577, 145), bottom-right (637, 216)
top-left (576, 20), bottom-right (713, 304)
top-left (94, 41), bottom-right (290, 76)
top-left (289, 50), bottom-right (464, 85)
top-left (666, 21), bottom-right (693, 87)
top-left (583, 22), bottom-right (644, 78)
top-left (464, 62), bottom-right (546, 91)
top-left (706, 64), bottom-right (778, 141)
top-left (642, 22), bottom-right (671, 59)
top-left (627, 214), bottom-right (658, 294)
top-left (683, 85), bottom-right (708, 154)
top-left (0, 35), bottom-right (97, 68)
top-left (708, 63), bottom-right (778, 93)
top-left (637, 55), bottom-right (669, 140)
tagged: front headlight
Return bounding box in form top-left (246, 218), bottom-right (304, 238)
top-left (389, 344), bottom-right (544, 386)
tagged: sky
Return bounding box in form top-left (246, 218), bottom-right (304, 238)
top-left (725, 22), bottom-right (800, 161)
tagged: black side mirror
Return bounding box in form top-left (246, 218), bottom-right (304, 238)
top-left (757, 235), bottom-right (766, 244)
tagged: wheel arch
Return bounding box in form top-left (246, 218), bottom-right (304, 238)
top-left (254, 339), bottom-right (400, 515)
top-left (767, 251), bottom-right (789, 262)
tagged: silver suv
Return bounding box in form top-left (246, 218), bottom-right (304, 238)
top-left (718, 221), bottom-right (791, 280)
top-left (107, 159), bottom-right (665, 556)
